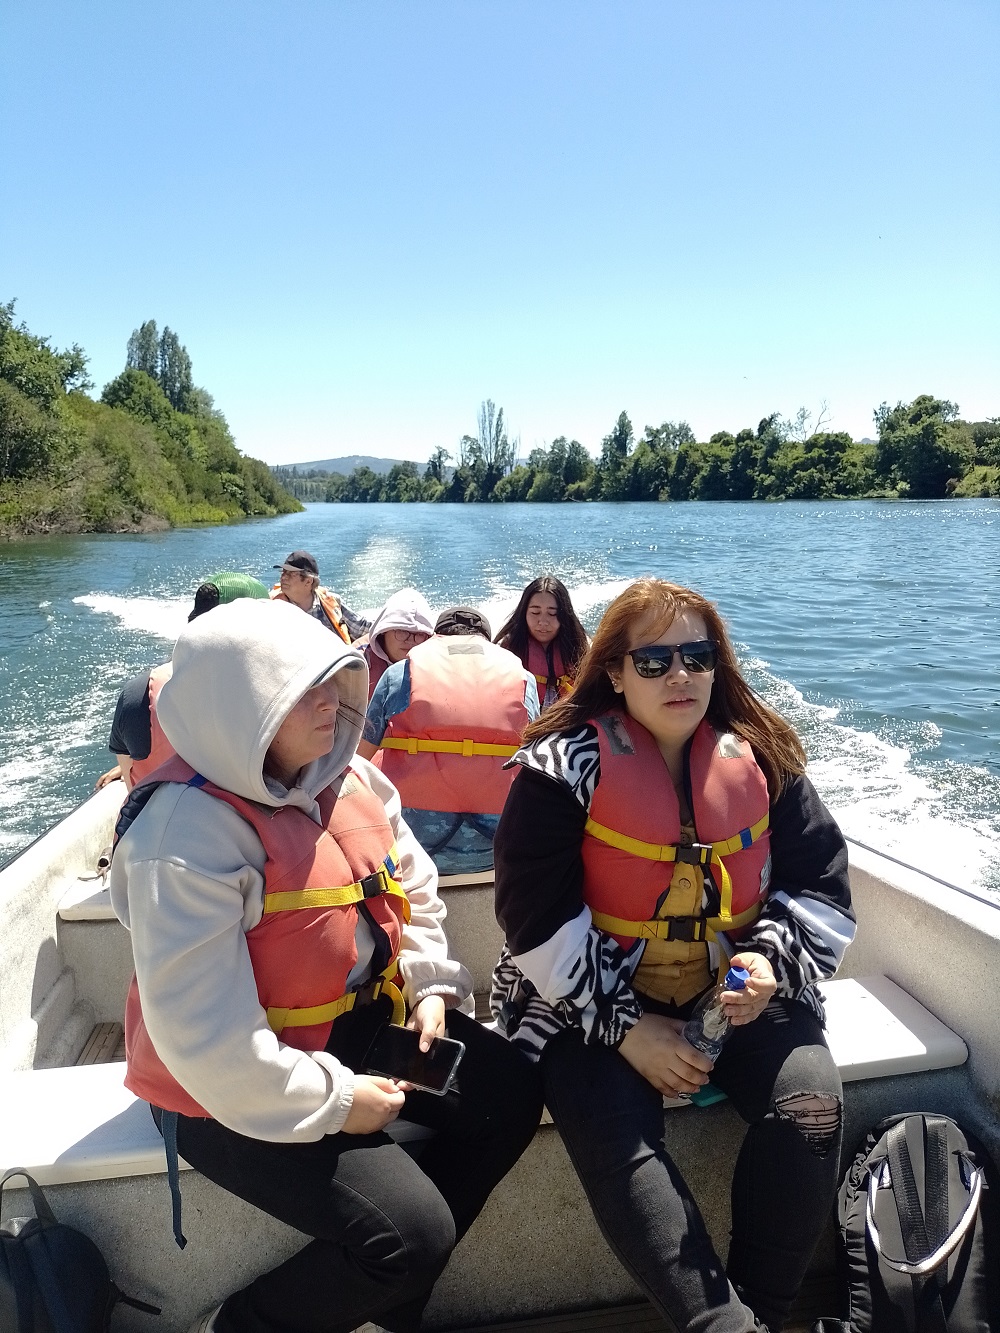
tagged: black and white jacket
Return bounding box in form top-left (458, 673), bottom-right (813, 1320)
top-left (491, 724), bottom-right (856, 1061)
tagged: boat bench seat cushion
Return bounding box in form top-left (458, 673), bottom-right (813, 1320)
top-left (0, 1062), bottom-right (432, 1188)
top-left (0, 976), bottom-right (966, 1189)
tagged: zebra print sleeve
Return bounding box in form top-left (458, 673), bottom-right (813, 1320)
top-left (490, 931), bottom-right (644, 1061)
top-left (509, 724), bottom-right (601, 811)
top-left (745, 893), bottom-right (856, 1006)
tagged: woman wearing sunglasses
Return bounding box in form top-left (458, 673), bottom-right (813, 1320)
top-left (492, 577), bottom-right (854, 1333)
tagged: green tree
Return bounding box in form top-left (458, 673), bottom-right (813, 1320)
top-left (598, 411), bottom-right (634, 499)
top-left (157, 327), bottom-right (194, 409)
top-left (424, 446), bottom-right (451, 483)
top-left (873, 395), bottom-right (970, 498)
top-left (126, 320), bottom-right (160, 379)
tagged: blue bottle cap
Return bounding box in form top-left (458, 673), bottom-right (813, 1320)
top-left (725, 965), bottom-right (750, 990)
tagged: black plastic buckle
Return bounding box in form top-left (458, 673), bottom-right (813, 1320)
top-left (675, 843), bottom-right (712, 866)
top-left (360, 870), bottom-right (387, 898)
top-left (665, 916), bottom-right (704, 943)
top-left (352, 978), bottom-right (383, 1007)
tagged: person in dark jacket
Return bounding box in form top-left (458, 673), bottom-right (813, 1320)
top-left (492, 577), bottom-right (855, 1333)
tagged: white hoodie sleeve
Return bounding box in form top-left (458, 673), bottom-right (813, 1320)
top-left (357, 758), bottom-right (474, 1008)
top-left (112, 783), bottom-right (357, 1142)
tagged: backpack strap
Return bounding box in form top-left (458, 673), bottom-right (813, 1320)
top-left (884, 1121), bottom-right (948, 1333)
top-left (0, 1168), bottom-right (57, 1224)
top-left (867, 1119), bottom-right (983, 1276)
top-left (160, 1110), bottom-right (188, 1250)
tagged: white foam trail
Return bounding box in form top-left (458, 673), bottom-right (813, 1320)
top-left (742, 652), bottom-right (1000, 896)
top-left (73, 594), bottom-right (190, 643)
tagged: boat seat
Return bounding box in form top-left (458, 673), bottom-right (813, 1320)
top-left (0, 974), bottom-right (966, 1190)
top-left (0, 1062), bottom-right (433, 1189)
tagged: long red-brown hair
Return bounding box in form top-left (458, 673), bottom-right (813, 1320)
top-left (523, 577), bottom-right (806, 797)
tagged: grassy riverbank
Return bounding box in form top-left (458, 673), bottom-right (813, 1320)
top-left (1, 305), bottom-right (300, 541)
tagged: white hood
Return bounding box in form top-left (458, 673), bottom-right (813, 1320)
top-left (156, 598), bottom-right (368, 805)
top-left (366, 587), bottom-right (435, 664)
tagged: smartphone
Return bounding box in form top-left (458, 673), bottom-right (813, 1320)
top-left (362, 1022), bottom-right (465, 1095)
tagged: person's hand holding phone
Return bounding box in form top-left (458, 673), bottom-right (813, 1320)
top-left (406, 995), bottom-right (446, 1051)
top-left (341, 1075), bottom-right (405, 1134)
top-left (399, 995), bottom-right (447, 1090)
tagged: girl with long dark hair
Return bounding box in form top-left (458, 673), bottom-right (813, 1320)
top-left (492, 577), bottom-right (854, 1332)
top-left (494, 576), bottom-right (588, 710)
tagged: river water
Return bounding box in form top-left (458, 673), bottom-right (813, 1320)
top-left (2, 500), bottom-right (999, 897)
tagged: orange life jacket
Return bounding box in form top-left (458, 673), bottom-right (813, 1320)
top-left (582, 714), bottom-right (771, 951)
top-left (270, 585), bottom-right (351, 643)
top-left (128, 662), bottom-right (175, 788)
top-left (378, 635), bottom-right (531, 815)
top-left (526, 640), bottom-right (574, 705)
top-left (123, 755), bottom-right (408, 1119)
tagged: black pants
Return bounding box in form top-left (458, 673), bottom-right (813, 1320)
top-left (541, 998), bottom-right (842, 1333)
top-left (171, 1005), bottom-right (543, 1333)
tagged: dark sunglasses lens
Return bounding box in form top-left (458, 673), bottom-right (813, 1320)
top-left (681, 644), bottom-right (717, 673)
top-left (631, 643), bottom-right (717, 677)
top-left (632, 654), bottom-right (669, 678)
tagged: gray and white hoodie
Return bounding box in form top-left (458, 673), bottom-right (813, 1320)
top-left (110, 598), bottom-right (471, 1142)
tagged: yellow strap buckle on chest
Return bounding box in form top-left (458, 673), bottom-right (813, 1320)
top-left (266, 972), bottom-right (406, 1036)
top-left (590, 911), bottom-right (710, 942)
top-left (380, 737), bottom-right (518, 758)
top-left (263, 846), bottom-right (410, 923)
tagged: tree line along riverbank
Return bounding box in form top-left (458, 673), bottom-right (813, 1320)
top-left (0, 305), bottom-right (301, 541)
top-left (276, 398), bottom-right (1000, 505)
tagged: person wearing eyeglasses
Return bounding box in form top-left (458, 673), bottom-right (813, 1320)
top-left (361, 588), bottom-right (435, 701)
top-left (492, 577), bottom-right (855, 1333)
top-left (270, 550), bottom-right (371, 644)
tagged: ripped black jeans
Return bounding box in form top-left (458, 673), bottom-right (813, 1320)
top-left (541, 997), bottom-right (842, 1333)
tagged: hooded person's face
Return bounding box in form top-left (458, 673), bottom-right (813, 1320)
top-left (264, 677), bottom-right (341, 786)
top-left (382, 627), bottom-right (431, 663)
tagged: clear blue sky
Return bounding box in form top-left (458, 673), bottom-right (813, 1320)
top-left (3, 1), bottom-right (997, 466)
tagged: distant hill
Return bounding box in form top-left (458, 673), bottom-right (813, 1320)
top-left (285, 455), bottom-right (408, 476)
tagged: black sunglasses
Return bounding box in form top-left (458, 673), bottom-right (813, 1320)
top-left (627, 640), bottom-right (718, 678)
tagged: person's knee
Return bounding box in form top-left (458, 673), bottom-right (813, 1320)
top-left (351, 1184), bottom-right (456, 1288)
top-left (772, 1090), bottom-right (841, 1157)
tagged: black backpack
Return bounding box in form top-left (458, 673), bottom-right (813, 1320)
top-left (815, 1113), bottom-right (1000, 1333)
top-left (0, 1169), bottom-right (159, 1332)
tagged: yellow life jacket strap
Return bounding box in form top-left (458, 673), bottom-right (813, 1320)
top-left (266, 972), bottom-right (406, 1036)
top-left (591, 899), bottom-right (761, 942)
top-left (590, 910), bottom-right (710, 942)
top-left (263, 848), bottom-right (410, 924)
top-left (380, 737), bottom-right (519, 759)
top-left (534, 672), bottom-right (573, 689)
top-left (584, 814), bottom-right (768, 863)
top-left (584, 813), bottom-right (770, 934)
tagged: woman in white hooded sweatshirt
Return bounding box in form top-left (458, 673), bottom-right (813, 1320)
top-left (362, 587), bottom-right (435, 701)
top-left (110, 599), bottom-right (542, 1333)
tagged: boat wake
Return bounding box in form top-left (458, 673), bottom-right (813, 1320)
top-left (20, 581), bottom-right (993, 902)
top-left (742, 653), bottom-right (1000, 899)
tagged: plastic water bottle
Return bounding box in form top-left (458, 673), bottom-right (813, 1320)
top-left (682, 965), bottom-right (751, 1060)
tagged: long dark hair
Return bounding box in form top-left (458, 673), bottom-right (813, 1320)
top-left (494, 576), bottom-right (589, 678)
top-left (523, 577), bottom-right (806, 797)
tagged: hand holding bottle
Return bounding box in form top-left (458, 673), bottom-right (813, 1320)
top-left (719, 952), bottom-right (776, 1027)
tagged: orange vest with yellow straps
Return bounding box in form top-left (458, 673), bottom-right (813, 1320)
top-left (582, 714), bottom-right (771, 954)
top-left (123, 756), bottom-right (408, 1119)
top-left (526, 641), bottom-right (574, 706)
top-left (378, 635), bottom-right (531, 815)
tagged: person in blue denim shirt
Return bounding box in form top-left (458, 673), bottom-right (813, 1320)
top-left (359, 607), bottom-right (538, 876)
